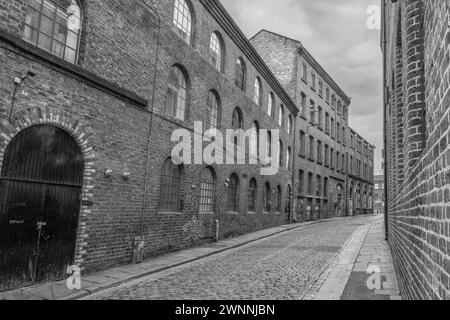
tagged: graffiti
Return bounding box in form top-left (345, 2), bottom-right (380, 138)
top-left (183, 216), bottom-right (206, 243)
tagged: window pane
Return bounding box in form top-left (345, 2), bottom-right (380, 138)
top-left (23, 25), bottom-right (39, 44)
top-left (210, 33), bottom-right (222, 71)
top-left (38, 33), bottom-right (52, 52)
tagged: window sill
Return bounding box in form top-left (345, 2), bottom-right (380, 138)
top-left (247, 211), bottom-right (256, 215)
top-left (227, 211), bottom-right (239, 215)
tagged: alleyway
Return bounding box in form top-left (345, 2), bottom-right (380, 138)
top-left (80, 215), bottom-right (399, 300)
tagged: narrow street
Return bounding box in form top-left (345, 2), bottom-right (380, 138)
top-left (86, 215), bottom-right (385, 300)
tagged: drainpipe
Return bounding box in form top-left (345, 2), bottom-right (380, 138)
top-left (139, 1), bottom-right (161, 241)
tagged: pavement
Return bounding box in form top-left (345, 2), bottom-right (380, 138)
top-left (0, 214), bottom-right (401, 300)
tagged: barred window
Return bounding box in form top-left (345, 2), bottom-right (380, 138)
top-left (254, 77), bottom-right (262, 107)
top-left (173, 0), bottom-right (192, 44)
top-left (264, 183), bottom-right (271, 212)
top-left (167, 65), bottom-right (188, 120)
top-left (159, 159), bottom-right (182, 212)
top-left (276, 186), bottom-right (282, 212)
top-left (268, 92), bottom-right (275, 118)
top-left (248, 178), bottom-right (257, 212)
top-left (209, 32), bottom-right (223, 72)
top-left (199, 168), bottom-right (215, 213)
top-left (288, 115), bottom-right (293, 135)
top-left (227, 174), bottom-right (239, 212)
top-left (206, 90), bottom-right (220, 131)
top-left (235, 58), bottom-right (246, 91)
top-left (23, 0), bottom-right (82, 64)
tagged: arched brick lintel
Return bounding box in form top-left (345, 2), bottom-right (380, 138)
top-left (0, 106), bottom-right (96, 268)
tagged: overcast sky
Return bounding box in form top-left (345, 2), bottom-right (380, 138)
top-left (221, 0), bottom-right (384, 174)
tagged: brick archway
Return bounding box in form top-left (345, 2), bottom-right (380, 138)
top-left (0, 107), bottom-right (95, 269)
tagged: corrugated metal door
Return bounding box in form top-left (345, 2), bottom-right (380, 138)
top-left (0, 125), bottom-right (84, 292)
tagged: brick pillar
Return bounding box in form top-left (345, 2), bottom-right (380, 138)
top-left (403, 0), bottom-right (426, 173)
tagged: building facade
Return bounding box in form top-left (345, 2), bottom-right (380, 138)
top-left (251, 30), bottom-right (375, 222)
top-left (382, 0), bottom-right (450, 299)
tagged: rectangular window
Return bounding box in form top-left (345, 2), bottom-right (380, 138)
top-left (330, 148), bottom-right (334, 169)
top-left (311, 72), bottom-right (316, 90)
top-left (331, 118), bottom-right (335, 139)
top-left (325, 113), bottom-right (330, 133)
top-left (301, 93), bottom-right (307, 117)
top-left (325, 145), bottom-right (329, 167)
top-left (324, 177), bottom-right (328, 198)
top-left (310, 100), bottom-right (315, 124)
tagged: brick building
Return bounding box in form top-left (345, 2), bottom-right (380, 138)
top-left (251, 30), bottom-right (375, 222)
top-left (382, 0), bottom-right (450, 299)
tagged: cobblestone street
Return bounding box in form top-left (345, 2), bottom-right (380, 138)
top-left (89, 216), bottom-right (380, 300)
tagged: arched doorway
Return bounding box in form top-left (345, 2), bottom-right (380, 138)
top-left (0, 125), bottom-right (84, 291)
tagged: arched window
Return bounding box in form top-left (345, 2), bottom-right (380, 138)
top-left (235, 58), bottom-right (246, 91)
top-left (23, 0), bottom-right (82, 63)
top-left (172, 0), bottom-right (193, 44)
top-left (248, 178), bottom-right (257, 212)
top-left (167, 65), bottom-right (188, 120)
top-left (199, 167), bottom-right (215, 213)
top-left (227, 173), bottom-right (239, 212)
top-left (264, 183), bottom-right (271, 212)
top-left (278, 105), bottom-right (284, 127)
top-left (251, 121), bottom-right (260, 157)
top-left (206, 90), bottom-right (220, 131)
top-left (209, 32), bottom-right (224, 72)
top-left (254, 77), bottom-right (262, 107)
top-left (286, 147), bottom-right (292, 170)
top-left (268, 92), bottom-right (275, 118)
top-left (276, 186), bottom-right (282, 212)
top-left (266, 131), bottom-right (272, 158)
top-left (159, 158), bottom-right (182, 212)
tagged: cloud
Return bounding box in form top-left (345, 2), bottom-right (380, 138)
top-left (221, 0), bottom-right (383, 172)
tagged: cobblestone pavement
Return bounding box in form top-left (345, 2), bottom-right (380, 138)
top-left (91, 216), bottom-right (379, 300)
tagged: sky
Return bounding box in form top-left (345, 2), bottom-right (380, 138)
top-left (221, 0), bottom-right (384, 174)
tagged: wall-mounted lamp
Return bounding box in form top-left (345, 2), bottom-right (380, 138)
top-left (104, 169), bottom-right (114, 178)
